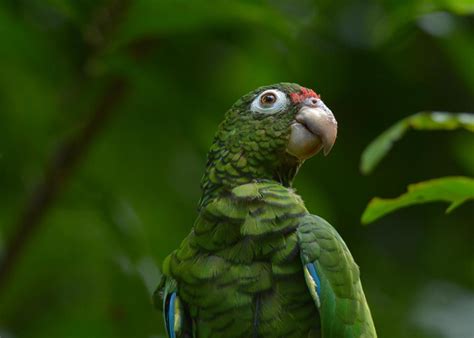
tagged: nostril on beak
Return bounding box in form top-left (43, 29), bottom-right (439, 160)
top-left (304, 97), bottom-right (319, 107)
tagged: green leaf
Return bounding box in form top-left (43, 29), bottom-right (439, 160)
top-left (360, 112), bottom-right (474, 175)
top-left (361, 176), bottom-right (474, 224)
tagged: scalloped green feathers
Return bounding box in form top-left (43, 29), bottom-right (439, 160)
top-left (198, 83), bottom-right (304, 208)
top-left (156, 182), bottom-right (376, 337)
top-left (298, 216), bottom-right (376, 337)
top-left (155, 83), bottom-right (376, 337)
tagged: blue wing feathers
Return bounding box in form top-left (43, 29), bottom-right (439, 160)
top-left (165, 292), bottom-right (177, 338)
top-left (306, 263), bottom-right (321, 297)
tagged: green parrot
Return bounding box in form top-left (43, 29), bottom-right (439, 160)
top-left (154, 83), bottom-right (376, 338)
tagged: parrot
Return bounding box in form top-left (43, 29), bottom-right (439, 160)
top-left (154, 83), bottom-right (377, 338)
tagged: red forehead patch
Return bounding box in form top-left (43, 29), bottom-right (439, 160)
top-left (290, 87), bottom-right (320, 104)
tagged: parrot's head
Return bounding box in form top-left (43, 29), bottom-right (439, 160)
top-left (241, 82), bottom-right (337, 160)
top-left (202, 83), bottom-right (337, 199)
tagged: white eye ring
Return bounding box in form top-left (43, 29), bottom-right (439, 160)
top-left (250, 89), bottom-right (288, 114)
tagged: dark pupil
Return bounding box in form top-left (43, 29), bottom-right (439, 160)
top-left (261, 93), bottom-right (276, 105)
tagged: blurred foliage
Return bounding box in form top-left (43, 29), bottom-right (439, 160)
top-left (0, 1), bottom-right (473, 338)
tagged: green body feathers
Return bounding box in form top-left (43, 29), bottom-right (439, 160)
top-left (298, 216), bottom-right (375, 337)
top-left (154, 83), bottom-right (376, 337)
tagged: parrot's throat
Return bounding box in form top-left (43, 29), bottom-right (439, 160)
top-left (199, 150), bottom-right (301, 209)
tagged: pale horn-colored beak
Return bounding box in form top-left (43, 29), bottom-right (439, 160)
top-left (287, 98), bottom-right (337, 160)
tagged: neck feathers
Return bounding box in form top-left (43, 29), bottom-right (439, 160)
top-left (198, 148), bottom-right (301, 209)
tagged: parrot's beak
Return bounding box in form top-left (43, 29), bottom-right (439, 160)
top-left (287, 99), bottom-right (337, 160)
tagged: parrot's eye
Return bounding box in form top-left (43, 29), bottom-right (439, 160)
top-left (260, 92), bottom-right (277, 106)
top-left (251, 89), bottom-right (288, 114)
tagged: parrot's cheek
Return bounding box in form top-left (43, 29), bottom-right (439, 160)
top-left (287, 123), bottom-right (324, 160)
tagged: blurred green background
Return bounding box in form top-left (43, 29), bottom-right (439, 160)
top-left (0, 1), bottom-right (473, 337)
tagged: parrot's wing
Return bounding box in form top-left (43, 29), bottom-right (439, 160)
top-left (153, 272), bottom-right (193, 338)
top-left (297, 214), bottom-right (377, 337)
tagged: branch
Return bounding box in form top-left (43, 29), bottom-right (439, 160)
top-left (0, 78), bottom-right (127, 293)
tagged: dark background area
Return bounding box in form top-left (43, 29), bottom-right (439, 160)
top-left (0, 1), bottom-right (473, 337)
